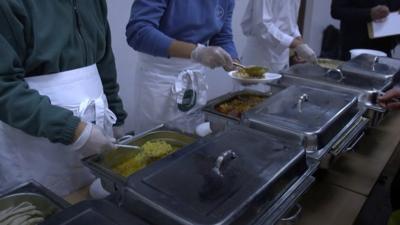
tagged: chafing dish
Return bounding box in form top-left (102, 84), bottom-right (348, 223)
top-left (0, 181), bottom-right (69, 222)
top-left (41, 198), bottom-right (149, 225)
top-left (0, 181), bottom-right (69, 216)
top-left (340, 54), bottom-right (400, 80)
top-left (244, 85), bottom-right (367, 160)
top-left (121, 125), bottom-right (317, 225)
top-left (281, 63), bottom-right (390, 126)
top-left (83, 125), bottom-right (197, 193)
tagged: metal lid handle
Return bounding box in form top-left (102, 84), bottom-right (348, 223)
top-left (297, 93), bottom-right (309, 113)
top-left (213, 150), bottom-right (238, 177)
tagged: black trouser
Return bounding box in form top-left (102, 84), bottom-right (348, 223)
top-left (392, 168), bottom-right (400, 210)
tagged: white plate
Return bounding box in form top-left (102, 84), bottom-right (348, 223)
top-left (228, 71), bottom-right (282, 85)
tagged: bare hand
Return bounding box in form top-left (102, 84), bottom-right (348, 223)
top-left (371, 5), bottom-right (390, 21)
top-left (377, 86), bottom-right (400, 110)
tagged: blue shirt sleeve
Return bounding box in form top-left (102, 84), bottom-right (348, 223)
top-left (126, 0), bottom-right (174, 58)
top-left (209, 0), bottom-right (239, 60)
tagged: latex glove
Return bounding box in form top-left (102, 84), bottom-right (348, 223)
top-left (370, 5), bottom-right (390, 21)
top-left (295, 44), bottom-right (317, 64)
top-left (72, 122), bottom-right (116, 157)
top-left (113, 126), bottom-right (125, 139)
top-left (0, 202), bottom-right (44, 225)
top-left (377, 86), bottom-right (400, 110)
top-left (191, 44), bottom-right (233, 69)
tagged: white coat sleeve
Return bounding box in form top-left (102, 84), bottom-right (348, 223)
top-left (251, 0), bottom-right (296, 49)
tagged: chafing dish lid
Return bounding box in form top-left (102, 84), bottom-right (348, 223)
top-left (126, 126), bottom-right (305, 224)
top-left (284, 64), bottom-right (390, 91)
top-left (341, 54), bottom-right (400, 76)
top-left (245, 85), bottom-right (357, 133)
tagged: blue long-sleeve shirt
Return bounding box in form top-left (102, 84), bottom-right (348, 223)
top-left (126, 0), bottom-right (238, 59)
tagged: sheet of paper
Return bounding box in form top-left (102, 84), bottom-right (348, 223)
top-left (369, 12), bottom-right (400, 39)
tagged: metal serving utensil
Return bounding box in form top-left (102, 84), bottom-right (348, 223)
top-left (115, 144), bottom-right (141, 150)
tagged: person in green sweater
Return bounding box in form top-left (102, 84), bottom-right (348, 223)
top-left (0, 0), bottom-right (127, 196)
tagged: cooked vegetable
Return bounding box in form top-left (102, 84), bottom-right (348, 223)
top-left (317, 59), bottom-right (343, 70)
top-left (235, 66), bottom-right (267, 79)
top-left (112, 140), bottom-right (175, 177)
top-left (0, 202), bottom-right (44, 225)
top-left (216, 95), bottom-right (265, 118)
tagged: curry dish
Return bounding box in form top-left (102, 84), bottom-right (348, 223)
top-left (111, 140), bottom-right (175, 177)
top-left (235, 67), bottom-right (267, 79)
top-left (216, 95), bottom-right (266, 118)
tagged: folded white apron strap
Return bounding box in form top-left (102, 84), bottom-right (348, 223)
top-left (134, 53), bottom-right (207, 132)
top-left (0, 64), bottom-right (116, 196)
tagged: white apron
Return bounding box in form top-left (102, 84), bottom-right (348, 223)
top-left (134, 53), bottom-right (207, 132)
top-left (0, 65), bottom-right (116, 196)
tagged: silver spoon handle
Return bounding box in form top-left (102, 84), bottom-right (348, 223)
top-left (115, 144), bottom-right (140, 149)
top-left (233, 62), bottom-right (246, 69)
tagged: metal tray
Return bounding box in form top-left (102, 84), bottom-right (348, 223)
top-left (122, 125), bottom-right (308, 225)
top-left (83, 126), bottom-right (197, 193)
top-left (0, 181), bottom-right (70, 221)
top-left (203, 85), bottom-right (286, 131)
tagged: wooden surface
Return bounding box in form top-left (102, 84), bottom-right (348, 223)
top-left (64, 185), bottom-right (90, 204)
top-left (298, 112), bottom-right (400, 225)
top-left (322, 112), bottom-right (400, 196)
top-left (297, 182), bottom-right (366, 225)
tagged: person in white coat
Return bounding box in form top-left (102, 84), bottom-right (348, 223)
top-left (241, 0), bottom-right (317, 73)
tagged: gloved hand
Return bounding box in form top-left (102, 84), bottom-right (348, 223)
top-left (295, 44), bottom-right (317, 64)
top-left (0, 202), bottom-right (44, 225)
top-left (72, 122), bottom-right (116, 157)
top-left (191, 44), bottom-right (233, 69)
top-left (113, 126), bottom-right (125, 139)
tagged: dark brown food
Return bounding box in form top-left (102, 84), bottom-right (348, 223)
top-left (215, 95), bottom-right (266, 118)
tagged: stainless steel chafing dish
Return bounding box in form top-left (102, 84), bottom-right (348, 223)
top-left (340, 54), bottom-right (400, 80)
top-left (41, 198), bottom-right (150, 225)
top-left (243, 85), bottom-right (368, 160)
top-left (0, 181), bottom-right (70, 221)
top-left (281, 62), bottom-right (390, 126)
top-left (204, 84), bottom-right (368, 160)
top-left (120, 125), bottom-right (318, 225)
top-left (83, 125), bottom-right (197, 193)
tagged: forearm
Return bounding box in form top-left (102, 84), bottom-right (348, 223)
top-left (0, 79), bottom-right (81, 144)
top-left (168, 40), bottom-right (197, 59)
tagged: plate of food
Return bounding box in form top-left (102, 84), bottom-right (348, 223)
top-left (228, 67), bottom-right (282, 85)
top-left (317, 58), bottom-right (344, 70)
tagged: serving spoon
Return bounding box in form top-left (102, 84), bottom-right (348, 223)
top-left (115, 144), bottom-right (141, 150)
